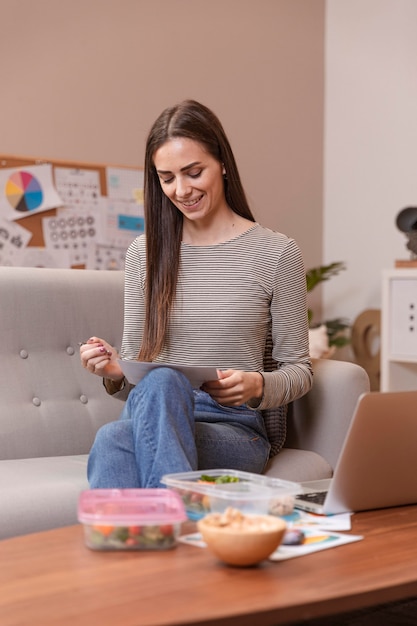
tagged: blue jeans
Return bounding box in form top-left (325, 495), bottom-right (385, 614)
top-left (88, 367), bottom-right (271, 488)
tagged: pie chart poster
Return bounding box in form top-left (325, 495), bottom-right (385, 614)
top-left (0, 164), bottom-right (63, 220)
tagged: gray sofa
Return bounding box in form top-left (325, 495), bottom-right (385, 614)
top-left (0, 266), bottom-right (369, 540)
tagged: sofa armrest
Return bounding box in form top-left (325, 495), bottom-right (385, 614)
top-left (285, 358), bottom-right (370, 470)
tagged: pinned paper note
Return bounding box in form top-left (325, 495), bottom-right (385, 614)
top-left (0, 164), bottom-right (63, 220)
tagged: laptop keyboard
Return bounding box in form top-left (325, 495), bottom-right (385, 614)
top-left (298, 491), bottom-right (327, 505)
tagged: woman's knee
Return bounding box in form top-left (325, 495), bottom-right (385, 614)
top-left (143, 367), bottom-right (193, 391)
top-left (128, 367), bottom-right (194, 408)
top-left (92, 421), bottom-right (126, 452)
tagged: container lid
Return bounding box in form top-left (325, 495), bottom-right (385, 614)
top-left (161, 469), bottom-right (301, 499)
top-left (78, 488), bottom-right (187, 525)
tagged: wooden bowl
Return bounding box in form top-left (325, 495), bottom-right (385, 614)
top-left (197, 509), bottom-right (286, 567)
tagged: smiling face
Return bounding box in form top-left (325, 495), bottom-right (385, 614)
top-left (153, 137), bottom-right (228, 225)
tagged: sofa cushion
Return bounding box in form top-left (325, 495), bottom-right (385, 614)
top-left (264, 448), bottom-right (332, 482)
top-left (0, 455), bottom-right (89, 540)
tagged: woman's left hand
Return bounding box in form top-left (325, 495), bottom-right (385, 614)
top-left (202, 369), bottom-right (264, 407)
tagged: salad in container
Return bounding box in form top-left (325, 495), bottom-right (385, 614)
top-left (78, 488), bottom-right (187, 551)
top-left (161, 469), bottom-right (300, 521)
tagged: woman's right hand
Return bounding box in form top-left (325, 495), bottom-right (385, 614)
top-left (79, 336), bottom-right (124, 381)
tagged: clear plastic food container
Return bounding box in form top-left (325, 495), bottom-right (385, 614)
top-left (78, 488), bottom-right (187, 551)
top-left (161, 469), bottom-right (301, 521)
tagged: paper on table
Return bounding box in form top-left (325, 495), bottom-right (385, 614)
top-left (178, 529), bottom-right (363, 561)
top-left (282, 509), bottom-right (353, 532)
top-left (118, 359), bottom-right (218, 389)
top-left (269, 528), bottom-right (363, 561)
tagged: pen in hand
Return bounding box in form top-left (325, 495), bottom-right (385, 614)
top-left (79, 341), bottom-right (112, 356)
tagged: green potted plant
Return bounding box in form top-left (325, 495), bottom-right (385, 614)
top-left (306, 261), bottom-right (350, 351)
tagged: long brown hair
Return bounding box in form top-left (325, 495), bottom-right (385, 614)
top-left (139, 99), bottom-right (255, 361)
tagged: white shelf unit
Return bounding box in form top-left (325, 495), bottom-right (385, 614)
top-left (381, 268), bottom-right (417, 391)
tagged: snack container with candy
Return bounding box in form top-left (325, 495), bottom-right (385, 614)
top-left (161, 469), bottom-right (301, 521)
top-left (78, 488), bottom-right (187, 550)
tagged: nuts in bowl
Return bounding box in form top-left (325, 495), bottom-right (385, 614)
top-left (197, 507), bottom-right (286, 567)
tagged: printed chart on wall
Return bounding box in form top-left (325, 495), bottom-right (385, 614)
top-left (0, 157), bottom-right (144, 270)
top-left (0, 165), bottom-right (63, 220)
top-left (44, 167), bottom-right (104, 268)
top-left (105, 166), bottom-right (145, 247)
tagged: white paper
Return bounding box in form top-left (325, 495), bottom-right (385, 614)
top-left (106, 167), bottom-right (144, 202)
top-left (282, 509), bottom-right (353, 531)
top-left (86, 242), bottom-right (127, 271)
top-left (42, 206), bottom-right (104, 267)
top-left (11, 246), bottom-right (71, 268)
top-left (105, 168), bottom-right (144, 250)
top-left (0, 217), bottom-right (32, 265)
top-left (178, 529), bottom-right (363, 561)
top-left (268, 529), bottom-right (363, 561)
top-left (54, 167), bottom-right (101, 210)
top-left (105, 198), bottom-right (144, 248)
top-left (0, 164), bottom-right (63, 220)
top-left (118, 360), bottom-right (218, 389)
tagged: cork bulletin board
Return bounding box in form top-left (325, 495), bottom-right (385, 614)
top-left (0, 154), bottom-right (144, 269)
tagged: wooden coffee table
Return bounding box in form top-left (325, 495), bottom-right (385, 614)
top-left (1, 505), bottom-right (417, 626)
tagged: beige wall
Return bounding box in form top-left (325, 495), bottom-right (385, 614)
top-left (1, 0), bottom-right (324, 274)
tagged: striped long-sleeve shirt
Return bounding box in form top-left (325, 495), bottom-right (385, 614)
top-left (120, 224), bottom-right (312, 434)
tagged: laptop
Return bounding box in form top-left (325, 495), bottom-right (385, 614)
top-left (294, 390), bottom-right (417, 515)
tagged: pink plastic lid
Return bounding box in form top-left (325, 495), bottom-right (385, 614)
top-left (78, 488), bottom-right (187, 525)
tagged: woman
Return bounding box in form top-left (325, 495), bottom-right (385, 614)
top-left (80, 99), bottom-right (312, 488)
